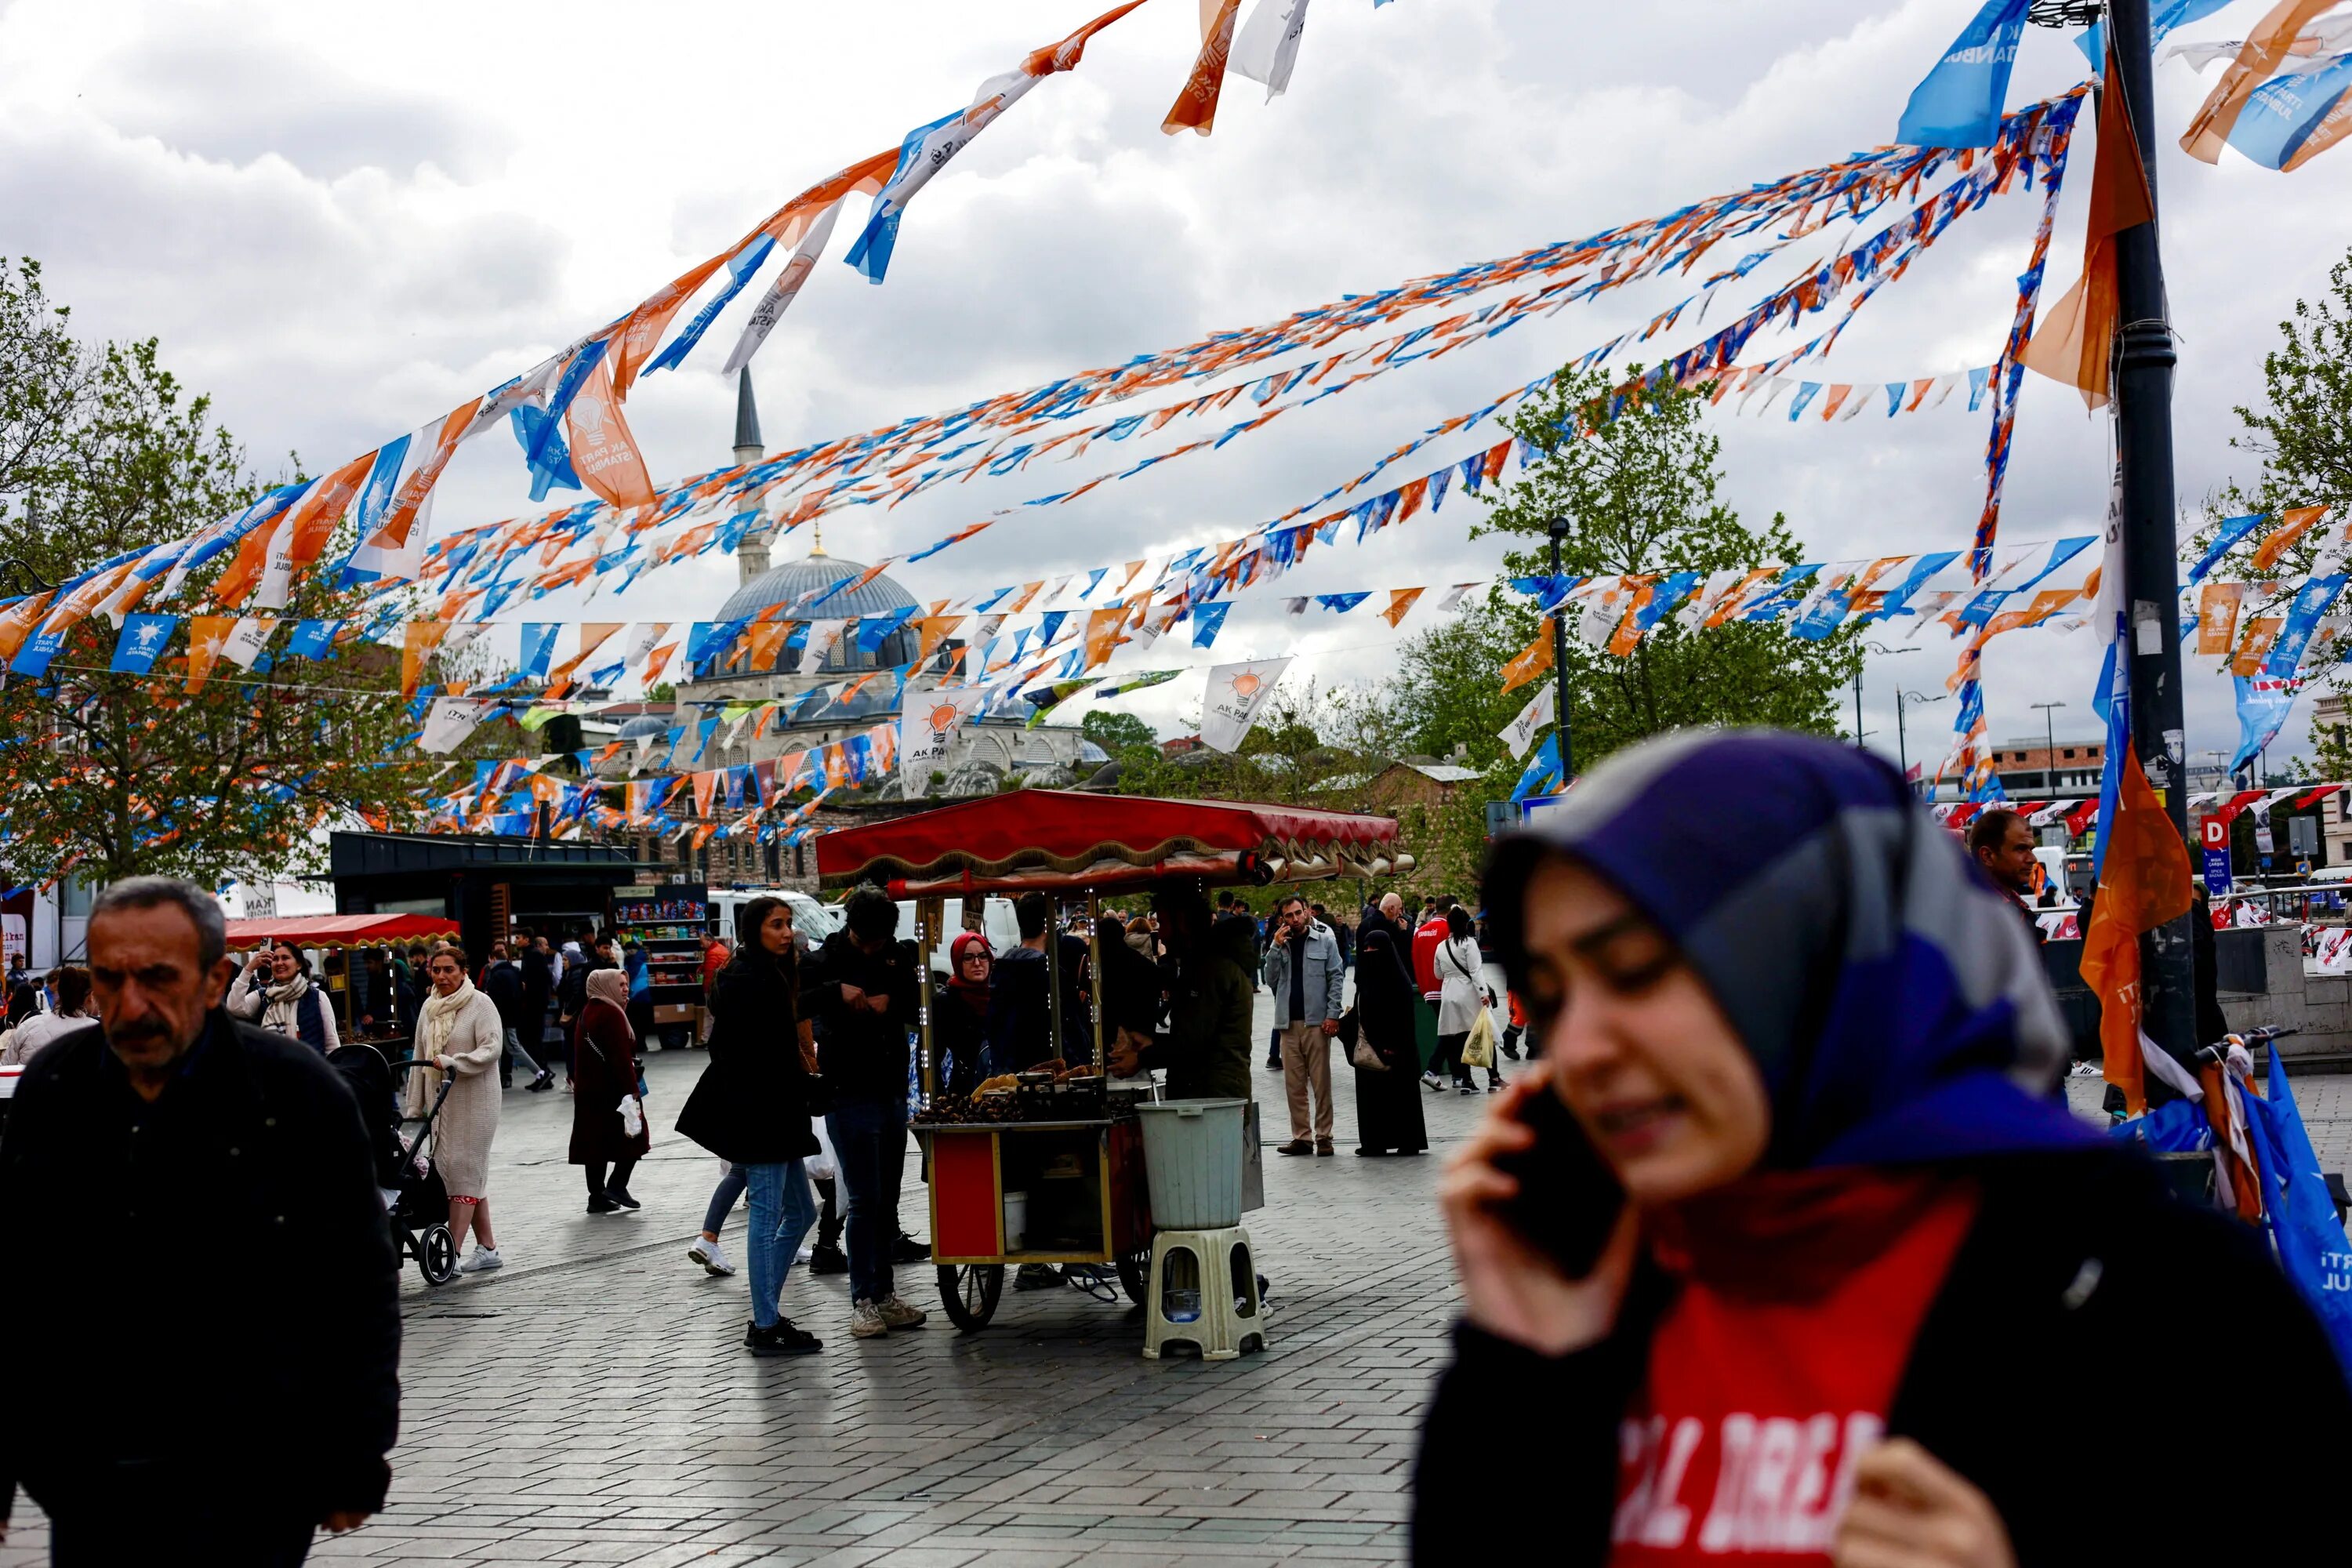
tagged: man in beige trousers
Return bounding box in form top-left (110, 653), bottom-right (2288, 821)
top-left (1261, 894), bottom-right (1346, 1157)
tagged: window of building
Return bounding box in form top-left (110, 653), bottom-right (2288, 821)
top-left (2062, 748), bottom-right (2075, 758)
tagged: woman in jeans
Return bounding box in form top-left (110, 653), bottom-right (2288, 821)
top-left (675, 897), bottom-right (823, 1356)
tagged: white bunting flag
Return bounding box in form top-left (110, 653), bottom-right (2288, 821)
top-left (801, 619), bottom-right (848, 673)
top-left (1201, 657), bottom-right (1292, 753)
top-left (898, 686), bottom-right (988, 797)
top-left (421, 697), bottom-right (495, 756)
top-left (1230, 0), bottom-right (1314, 99)
top-left (219, 616), bottom-right (280, 671)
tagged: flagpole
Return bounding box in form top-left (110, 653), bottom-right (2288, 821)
top-left (2107, 0), bottom-right (2199, 1073)
top-left (1548, 518), bottom-right (1575, 781)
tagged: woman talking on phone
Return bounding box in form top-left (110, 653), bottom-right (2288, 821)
top-left (1418, 730), bottom-right (2349, 1566)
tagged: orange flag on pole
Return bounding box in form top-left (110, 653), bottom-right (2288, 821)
top-left (1381, 587), bottom-right (1425, 628)
top-left (2022, 38), bottom-right (2155, 408)
top-left (2077, 748), bottom-right (2194, 1114)
top-left (1500, 622), bottom-right (1555, 695)
top-left (185, 615), bottom-right (235, 694)
top-left (2180, 0), bottom-right (2345, 163)
top-left (2195, 582), bottom-right (2245, 656)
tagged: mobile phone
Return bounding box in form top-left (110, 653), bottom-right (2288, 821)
top-left (1492, 1085), bottom-right (1624, 1279)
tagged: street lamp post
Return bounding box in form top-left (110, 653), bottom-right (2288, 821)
top-left (1898, 690), bottom-right (1949, 797)
top-left (1548, 517), bottom-right (1574, 782)
top-left (2028, 0), bottom-right (2196, 1082)
top-left (2031, 700), bottom-right (2067, 794)
top-left (1855, 640), bottom-right (1918, 753)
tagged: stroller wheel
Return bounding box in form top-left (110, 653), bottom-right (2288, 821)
top-left (420, 1225), bottom-right (458, 1285)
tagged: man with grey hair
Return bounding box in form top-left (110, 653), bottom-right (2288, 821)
top-left (0, 877), bottom-right (401, 1563)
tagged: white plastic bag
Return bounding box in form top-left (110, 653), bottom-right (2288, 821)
top-left (619, 1094), bottom-right (644, 1139)
top-left (808, 1115), bottom-right (839, 1181)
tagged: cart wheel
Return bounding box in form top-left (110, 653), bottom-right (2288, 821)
top-left (1116, 1243), bottom-right (1154, 1306)
top-left (420, 1225), bottom-right (458, 1285)
top-left (937, 1264), bottom-right (1003, 1331)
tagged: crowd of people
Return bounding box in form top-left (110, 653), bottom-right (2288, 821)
top-left (10, 727), bottom-right (2352, 1563)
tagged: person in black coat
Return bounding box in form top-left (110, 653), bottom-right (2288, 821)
top-left (480, 943), bottom-right (550, 1091)
top-left (1418, 732), bottom-right (2352, 1566)
top-left (0, 877), bottom-right (398, 1564)
top-left (676, 896), bottom-right (824, 1356)
top-left (800, 888), bottom-right (928, 1338)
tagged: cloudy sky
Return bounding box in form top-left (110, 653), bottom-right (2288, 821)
top-left (5, 0), bottom-right (2347, 773)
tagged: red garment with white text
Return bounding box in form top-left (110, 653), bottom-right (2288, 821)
top-left (1608, 1173), bottom-right (1979, 1563)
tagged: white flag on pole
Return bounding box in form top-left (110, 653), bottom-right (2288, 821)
top-left (420, 697), bottom-right (494, 756)
top-left (1499, 682), bottom-right (1556, 760)
top-left (898, 686), bottom-right (987, 796)
top-left (1200, 657), bottom-right (1291, 753)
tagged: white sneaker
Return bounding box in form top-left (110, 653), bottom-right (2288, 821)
top-left (849, 1298), bottom-right (890, 1339)
top-left (457, 1247), bottom-right (503, 1274)
top-left (688, 1236), bottom-right (736, 1276)
top-left (875, 1294), bottom-right (928, 1330)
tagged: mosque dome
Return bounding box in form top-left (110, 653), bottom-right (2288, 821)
top-left (617, 713), bottom-right (671, 741)
top-left (712, 554), bottom-right (921, 673)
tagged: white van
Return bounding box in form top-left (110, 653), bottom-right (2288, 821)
top-left (894, 896), bottom-right (1022, 974)
top-left (707, 888), bottom-right (840, 952)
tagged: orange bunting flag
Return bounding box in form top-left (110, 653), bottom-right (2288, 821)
top-left (692, 771), bottom-right (720, 819)
top-left (2022, 38), bottom-right (2155, 408)
top-left (1164, 0), bottom-right (1244, 136)
top-left (2249, 504), bottom-right (2332, 572)
top-left (0, 590), bottom-right (56, 666)
top-left (1394, 477), bottom-right (1430, 526)
top-left (184, 615), bottom-right (235, 694)
top-left (915, 615), bottom-right (961, 665)
top-left (1607, 577), bottom-right (1661, 656)
top-left (2195, 582), bottom-right (2245, 656)
top-left (564, 354), bottom-right (657, 510)
top-left (2231, 615), bottom-right (2284, 677)
top-left (747, 621), bottom-right (793, 673)
top-left (1084, 605), bottom-right (1127, 670)
top-left (1500, 622), bottom-right (1556, 695)
top-left (2078, 748), bottom-right (2194, 1115)
top-left (1381, 587), bottom-right (1426, 628)
top-left (640, 641), bottom-right (677, 687)
top-left (401, 621), bottom-right (449, 699)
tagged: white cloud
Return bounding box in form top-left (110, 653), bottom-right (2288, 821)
top-left (2, 0), bottom-right (2343, 762)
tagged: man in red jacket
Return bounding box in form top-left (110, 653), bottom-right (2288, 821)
top-left (1412, 895), bottom-right (1452, 1002)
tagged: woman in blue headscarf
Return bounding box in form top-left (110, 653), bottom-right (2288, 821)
top-left (1414, 731), bottom-right (2347, 1566)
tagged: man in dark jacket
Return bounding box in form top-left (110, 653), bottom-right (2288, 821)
top-left (0, 877), bottom-right (399, 1564)
top-left (802, 887), bottom-right (927, 1340)
top-left (481, 943), bottom-right (552, 1091)
top-left (1109, 889), bottom-right (1254, 1100)
top-left (993, 891), bottom-right (1090, 1069)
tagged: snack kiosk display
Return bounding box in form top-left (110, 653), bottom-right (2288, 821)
top-left (608, 883), bottom-right (710, 1044)
top-left (815, 790), bottom-right (1406, 1331)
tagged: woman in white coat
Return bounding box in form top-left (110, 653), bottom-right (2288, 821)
top-left (1430, 905), bottom-right (1496, 1095)
top-left (408, 946), bottom-right (508, 1273)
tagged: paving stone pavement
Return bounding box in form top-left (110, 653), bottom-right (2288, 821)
top-left (7, 993), bottom-right (2350, 1566)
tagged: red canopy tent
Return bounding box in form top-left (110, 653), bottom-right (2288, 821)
top-left (222, 913), bottom-right (460, 950)
top-left (815, 790), bottom-right (1409, 898)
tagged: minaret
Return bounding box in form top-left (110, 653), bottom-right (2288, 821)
top-left (731, 368), bottom-right (771, 585)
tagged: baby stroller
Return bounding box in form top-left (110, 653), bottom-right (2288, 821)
top-left (328, 1044), bottom-right (459, 1286)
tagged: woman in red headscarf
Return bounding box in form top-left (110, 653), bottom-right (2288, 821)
top-left (935, 931), bottom-right (1007, 1097)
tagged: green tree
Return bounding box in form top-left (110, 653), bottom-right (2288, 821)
top-left (0, 270), bottom-right (445, 888)
top-left (1080, 708), bottom-right (1156, 755)
top-left (1475, 362), bottom-right (1859, 761)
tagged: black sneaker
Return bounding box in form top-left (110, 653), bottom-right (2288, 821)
top-left (808, 1243), bottom-right (849, 1276)
top-left (605, 1187), bottom-right (641, 1210)
top-left (890, 1232), bottom-right (930, 1265)
top-left (586, 1192), bottom-right (620, 1215)
top-left (745, 1319), bottom-right (822, 1356)
top-left (526, 1072), bottom-right (555, 1092)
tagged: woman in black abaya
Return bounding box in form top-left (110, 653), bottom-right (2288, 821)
top-left (1352, 927), bottom-right (1428, 1156)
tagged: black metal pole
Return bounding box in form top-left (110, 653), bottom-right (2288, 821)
top-left (2110, 0), bottom-right (2198, 1072)
top-left (1548, 520), bottom-right (1574, 781)
top-left (1896, 696), bottom-right (1909, 790)
top-left (1854, 668), bottom-right (1866, 749)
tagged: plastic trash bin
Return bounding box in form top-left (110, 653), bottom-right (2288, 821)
top-left (1137, 1098), bottom-right (1248, 1229)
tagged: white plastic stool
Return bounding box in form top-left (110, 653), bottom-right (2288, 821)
top-left (1142, 1225), bottom-right (1268, 1361)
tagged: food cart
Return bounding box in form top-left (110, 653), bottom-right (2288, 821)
top-left (222, 913), bottom-right (462, 1052)
top-left (815, 789), bottom-right (1406, 1331)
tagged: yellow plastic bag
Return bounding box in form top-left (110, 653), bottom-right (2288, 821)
top-left (1462, 1007), bottom-right (1497, 1070)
